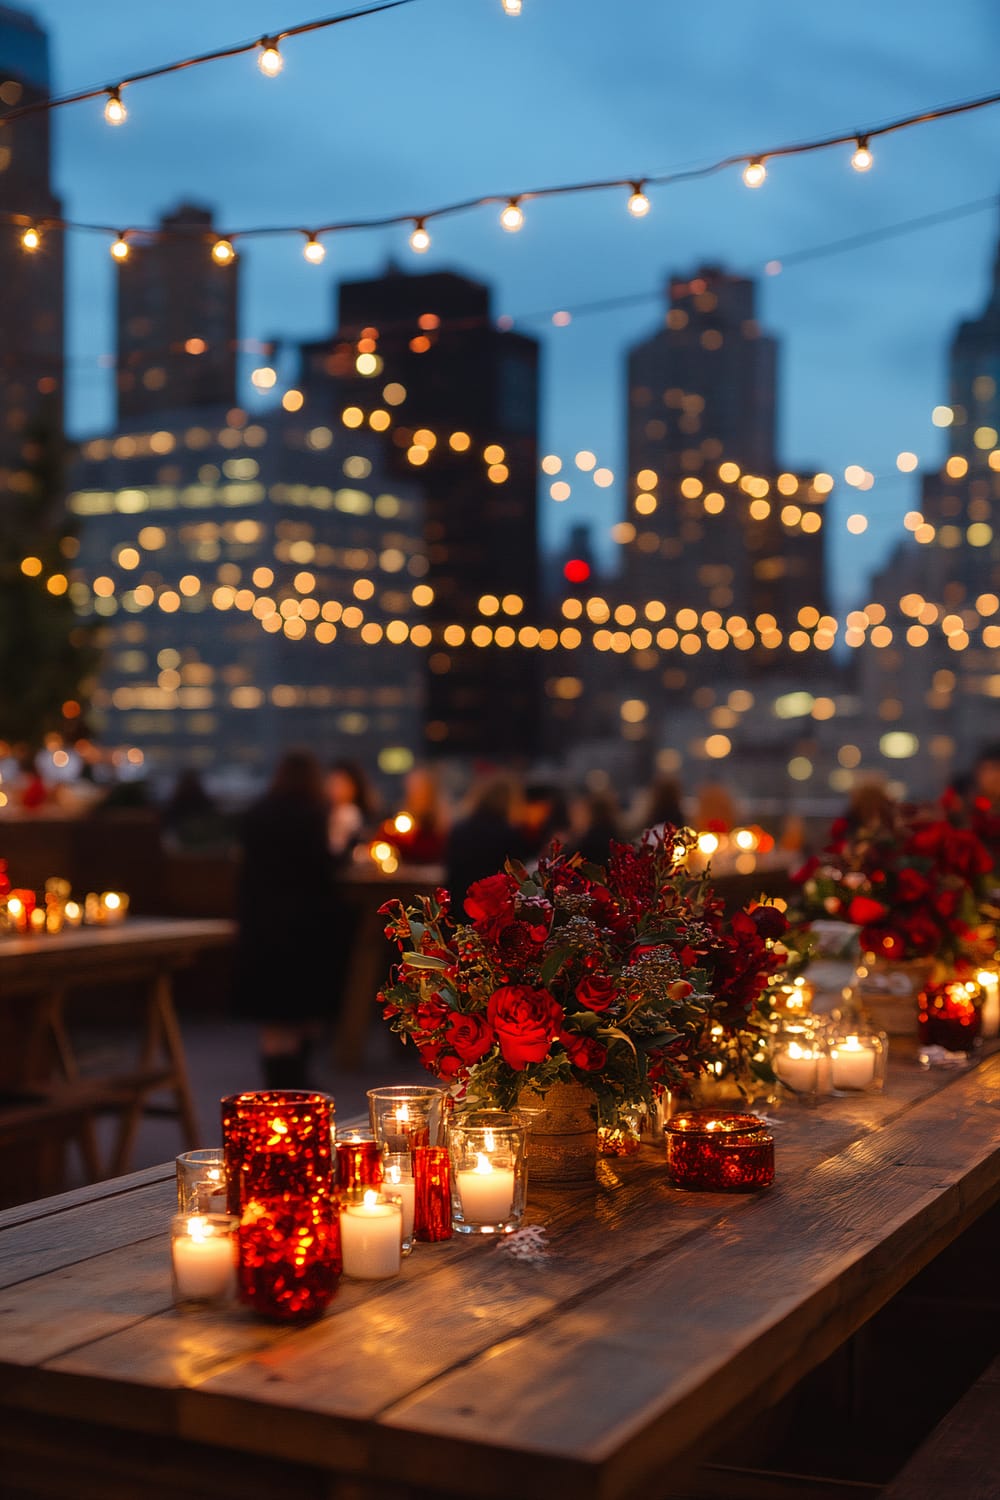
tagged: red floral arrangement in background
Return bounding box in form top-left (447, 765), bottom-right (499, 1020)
top-left (377, 829), bottom-right (788, 1122)
top-left (791, 798), bottom-right (993, 968)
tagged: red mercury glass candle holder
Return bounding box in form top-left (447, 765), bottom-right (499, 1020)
top-left (413, 1145), bottom-right (452, 1241)
top-left (918, 979), bottom-right (983, 1055)
top-left (221, 1091), bottom-right (335, 1216)
top-left (664, 1112), bottom-right (775, 1192)
top-left (335, 1131), bottom-right (384, 1193)
top-left (237, 1195), bottom-right (341, 1323)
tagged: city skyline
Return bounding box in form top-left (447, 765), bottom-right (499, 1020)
top-left (16, 0), bottom-right (1000, 612)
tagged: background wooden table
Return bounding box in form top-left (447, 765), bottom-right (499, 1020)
top-left (0, 1050), bottom-right (998, 1500)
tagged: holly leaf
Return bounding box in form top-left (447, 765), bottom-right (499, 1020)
top-left (540, 947), bottom-right (571, 985)
top-left (401, 952), bottom-right (449, 971)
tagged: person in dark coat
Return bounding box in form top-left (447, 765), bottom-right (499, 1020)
top-left (235, 750), bottom-right (343, 1088)
top-left (446, 775), bottom-right (526, 912)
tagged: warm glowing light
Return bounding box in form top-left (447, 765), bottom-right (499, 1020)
top-left (110, 233), bottom-right (129, 262)
top-left (742, 158), bottom-right (766, 188)
top-left (21, 225), bottom-right (40, 252)
top-left (850, 136), bottom-right (873, 171)
top-left (627, 182), bottom-right (650, 217)
top-left (258, 41), bottom-right (283, 76)
top-left (303, 234), bottom-right (325, 264)
top-left (500, 198), bottom-right (524, 232)
top-left (896, 451), bottom-right (918, 472)
top-left (501, 0), bottom-right (522, 13)
top-left (931, 405), bottom-right (953, 427)
top-left (409, 219), bottom-right (431, 253)
top-left (104, 88), bottom-right (127, 125)
top-left (393, 812), bottom-right (414, 834)
top-left (697, 832), bottom-right (720, 855)
top-left (212, 238), bottom-right (235, 265)
top-left (846, 513), bottom-right (868, 535)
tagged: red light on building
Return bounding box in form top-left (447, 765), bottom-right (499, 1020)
top-left (564, 558), bottom-right (591, 585)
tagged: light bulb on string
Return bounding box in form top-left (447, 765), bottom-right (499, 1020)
top-left (742, 158), bottom-right (766, 188)
top-left (627, 182), bottom-right (650, 217)
top-left (501, 0), bottom-right (522, 13)
top-left (21, 225), bottom-right (40, 252)
top-left (302, 233), bottom-right (325, 264)
top-left (257, 39), bottom-right (283, 76)
top-left (850, 135), bottom-right (873, 172)
top-left (211, 237), bottom-right (236, 266)
top-left (104, 87), bottom-right (127, 125)
top-left (500, 197), bottom-right (524, 232)
top-left (110, 232), bottom-right (129, 262)
top-left (409, 218), bottom-right (431, 253)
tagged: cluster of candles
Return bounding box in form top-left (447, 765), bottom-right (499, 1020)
top-left (0, 874), bottom-right (128, 936)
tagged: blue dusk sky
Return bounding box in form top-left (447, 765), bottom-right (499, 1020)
top-left (24, 0), bottom-right (1000, 609)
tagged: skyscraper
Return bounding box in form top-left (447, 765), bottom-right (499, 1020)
top-left (116, 203), bottom-right (239, 422)
top-left (624, 266), bottom-right (827, 631)
top-left (299, 265), bottom-right (541, 757)
top-left (0, 4), bottom-right (64, 475)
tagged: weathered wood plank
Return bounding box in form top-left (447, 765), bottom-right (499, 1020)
top-left (0, 1177), bottom-right (176, 1288)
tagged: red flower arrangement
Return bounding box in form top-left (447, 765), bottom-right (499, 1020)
top-left (791, 799), bottom-right (993, 968)
top-left (378, 830), bottom-right (787, 1122)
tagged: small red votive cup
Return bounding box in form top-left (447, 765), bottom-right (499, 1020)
top-left (413, 1145), bottom-right (452, 1241)
top-left (221, 1091), bottom-right (335, 1216)
top-left (236, 1195), bottom-right (341, 1323)
top-left (918, 979), bottom-right (982, 1055)
top-left (664, 1112), bottom-right (774, 1192)
top-left (335, 1132), bottom-right (384, 1193)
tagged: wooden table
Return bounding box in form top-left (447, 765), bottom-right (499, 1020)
top-left (1, 1050), bottom-right (999, 1500)
top-left (0, 918), bottom-right (234, 1194)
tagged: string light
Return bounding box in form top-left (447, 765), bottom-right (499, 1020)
top-left (302, 233), bottom-right (326, 264)
top-left (851, 135), bottom-right (874, 172)
top-left (501, 0), bottom-right (522, 13)
top-left (627, 182), bottom-right (651, 218)
top-left (21, 225), bottom-right (40, 251)
top-left (103, 87), bottom-right (127, 125)
top-left (110, 232), bottom-right (129, 262)
top-left (257, 39), bottom-right (284, 76)
top-left (500, 197), bottom-right (524, 232)
top-left (409, 218), bottom-right (431, 253)
top-left (742, 158), bottom-right (767, 188)
top-left (211, 237), bottom-right (236, 265)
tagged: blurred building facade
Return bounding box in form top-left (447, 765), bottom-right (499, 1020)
top-left (0, 4), bottom-right (63, 476)
top-left (299, 265), bottom-right (542, 759)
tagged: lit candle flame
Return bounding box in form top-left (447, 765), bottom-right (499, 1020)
top-left (363, 1189), bottom-right (379, 1208)
top-left (474, 1152), bottom-right (494, 1176)
top-left (187, 1215), bottom-right (210, 1241)
top-left (387, 1163), bottom-right (401, 1185)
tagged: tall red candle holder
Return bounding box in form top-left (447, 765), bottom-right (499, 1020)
top-left (236, 1196), bottom-right (341, 1322)
top-left (335, 1132), bottom-right (384, 1193)
top-left (413, 1145), bottom-right (452, 1241)
top-left (664, 1112), bottom-right (774, 1192)
top-left (918, 979), bottom-right (982, 1055)
top-left (221, 1091), bottom-right (334, 1215)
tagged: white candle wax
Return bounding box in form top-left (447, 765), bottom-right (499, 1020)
top-left (977, 970), bottom-right (1000, 1039)
top-left (172, 1218), bottom-right (236, 1301)
top-left (774, 1043), bottom-right (821, 1095)
top-left (385, 1164), bottom-right (415, 1239)
top-left (456, 1153), bottom-right (515, 1224)
top-left (830, 1035), bottom-right (876, 1090)
top-left (340, 1193), bottom-right (402, 1279)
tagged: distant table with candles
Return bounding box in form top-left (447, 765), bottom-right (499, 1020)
top-left (0, 917), bottom-right (234, 1198)
top-left (1, 1047), bottom-right (999, 1499)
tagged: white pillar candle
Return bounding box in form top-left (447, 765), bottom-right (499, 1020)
top-left (385, 1162), bottom-right (415, 1240)
top-left (456, 1152), bottom-right (515, 1224)
top-left (774, 1041), bottom-right (821, 1095)
top-left (172, 1217), bottom-right (236, 1302)
top-left (340, 1191), bottom-right (402, 1279)
top-left (977, 970), bottom-right (1000, 1039)
top-left (830, 1034), bottom-right (877, 1090)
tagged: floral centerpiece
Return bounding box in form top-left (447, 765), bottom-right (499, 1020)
top-left (378, 830), bottom-right (787, 1152)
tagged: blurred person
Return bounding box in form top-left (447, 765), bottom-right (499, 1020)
top-left (571, 788), bottom-right (624, 867)
top-left (446, 774), bottom-right (525, 909)
top-left (632, 770), bottom-right (686, 838)
top-left (161, 770), bottom-right (229, 850)
top-left (327, 758), bottom-right (377, 860)
top-left (234, 750), bottom-right (343, 1089)
top-left (381, 764), bottom-right (448, 864)
top-left (519, 780), bottom-right (571, 858)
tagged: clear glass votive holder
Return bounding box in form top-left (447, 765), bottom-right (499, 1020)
top-left (664, 1113), bottom-right (775, 1192)
top-left (383, 1152), bottom-right (415, 1253)
top-left (335, 1128), bottom-right (384, 1192)
top-left (449, 1123), bottom-right (527, 1235)
top-left (176, 1148), bottom-right (228, 1214)
top-left (367, 1085), bottom-right (448, 1155)
top-left (171, 1212), bottom-right (238, 1308)
top-left (339, 1189), bottom-right (404, 1279)
top-left (598, 1104), bottom-right (644, 1158)
top-left (771, 1024), bottom-right (831, 1104)
top-left (828, 1027), bottom-right (887, 1094)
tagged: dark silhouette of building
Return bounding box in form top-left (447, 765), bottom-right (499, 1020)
top-left (0, 5), bottom-right (64, 472)
top-left (299, 265), bottom-right (541, 758)
top-left (624, 265), bottom-right (827, 634)
top-left (116, 203), bottom-right (238, 421)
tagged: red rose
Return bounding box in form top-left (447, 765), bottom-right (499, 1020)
top-left (464, 874), bottom-right (518, 940)
top-left (444, 1013), bottom-right (494, 1064)
top-left (933, 888), bottom-right (959, 919)
top-left (486, 984), bottom-right (562, 1069)
top-left (575, 972), bottom-right (617, 1012)
top-left (414, 997), bottom-right (451, 1035)
top-left (417, 1040), bottom-right (463, 1079)
top-left (896, 868), bottom-right (930, 903)
top-left (752, 905), bottom-right (788, 941)
top-left (558, 1030), bottom-right (608, 1072)
top-left (847, 895), bottom-right (889, 927)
